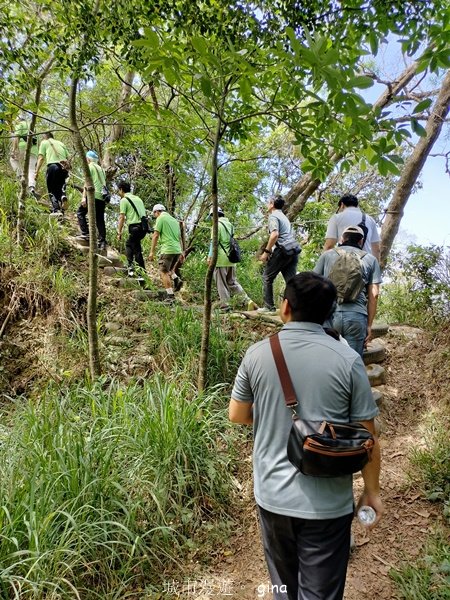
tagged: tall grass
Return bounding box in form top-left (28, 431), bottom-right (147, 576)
top-left (0, 378), bottom-right (236, 598)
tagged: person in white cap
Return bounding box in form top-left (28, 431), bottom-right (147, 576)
top-left (207, 207), bottom-right (258, 312)
top-left (76, 150), bottom-right (108, 251)
top-left (149, 204), bottom-right (183, 302)
top-left (313, 225), bottom-right (382, 356)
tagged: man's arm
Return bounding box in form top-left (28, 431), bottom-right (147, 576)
top-left (371, 241), bottom-right (380, 261)
top-left (117, 213), bottom-right (126, 240)
top-left (229, 398), bottom-right (253, 424)
top-left (149, 230), bottom-right (160, 261)
top-left (323, 237), bottom-right (337, 252)
top-left (365, 283), bottom-right (380, 344)
top-left (259, 230), bottom-right (279, 263)
top-left (35, 154), bottom-right (44, 177)
top-left (356, 418), bottom-right (383, 527)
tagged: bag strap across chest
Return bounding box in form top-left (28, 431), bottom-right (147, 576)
top-left (269, 334), bottom-right (298, 409)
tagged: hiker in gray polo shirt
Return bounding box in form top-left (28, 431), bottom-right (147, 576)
top-left (229, 272), bottom-right (382, 600)
top-left (314, 225), bottom-right (382, 357)
top-left (258, 195), bottom-right (301, 314)
top-left (324, 194), bottom-right (380, 260)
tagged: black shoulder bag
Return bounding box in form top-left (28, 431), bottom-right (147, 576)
top-left (126, 196), bottom-right (150, 234)
top-left (218, 221), bottom-right (241, 263)
top-left (270, 333), bottom-right (374, 478)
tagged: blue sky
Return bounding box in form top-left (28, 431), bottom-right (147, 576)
top-left (365, 40), bottom-right (450, 249)
top-left (399, 156), bottom-right (450, 248)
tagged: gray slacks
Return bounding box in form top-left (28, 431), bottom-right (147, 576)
top-left (258, 505), bottom-right (353, 600)
top-left (214, 266), bottom-right (246, 303)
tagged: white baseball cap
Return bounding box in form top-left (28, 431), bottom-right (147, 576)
top-left (152, 204), bottom-right (166, 213)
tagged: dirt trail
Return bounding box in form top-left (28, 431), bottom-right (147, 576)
top-left (187, 326), bottom-right (445, 600)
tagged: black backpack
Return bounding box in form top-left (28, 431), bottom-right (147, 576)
top-left (219, 222), bottom-right (241, 263)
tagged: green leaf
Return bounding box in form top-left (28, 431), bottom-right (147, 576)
top-left (200, 76), bottom-right (212, 97)
top-left (411, 118), bottom-right (427, 137)
top-left (368, 31), bottom-right (378, 56)
top-left (413, 98), bottom-right (433, 114)
top-left (239, 77), bottom-right (252, 99)
top-left (348, 75), bottom-right (374, 89)
top-left (191, 36), bottom-right (208, 57)
top-left (141, 29), bottom-right (159, 49)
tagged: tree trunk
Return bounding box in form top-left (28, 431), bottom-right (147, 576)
top-left (70, 77), bottom-right (101, 378)
top-left (198, 121), bottom-right (222, 392)
top-left (16, 87), bottom-right (41, 245)
top-left (286, 61), bottom-right (421, 221)
top-left (103, 71), bottom-right (135, 176)
top-left (380, 69), bottom-right (450, 268)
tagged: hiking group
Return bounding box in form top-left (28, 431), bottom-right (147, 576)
top-left (11, 121), bottom-right (385, 599)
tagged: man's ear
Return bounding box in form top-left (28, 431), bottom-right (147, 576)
top-left (280, 298), bottom-right (291, 323)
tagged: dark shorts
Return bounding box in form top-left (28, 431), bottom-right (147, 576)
top-left (158, 254), bottom-right (180, 273)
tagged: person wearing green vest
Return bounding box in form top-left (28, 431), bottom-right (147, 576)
top-left (35, 132), bottom-right (70, 214)
top-left (117, 180), bottom-right (147, 277)
top-left (207, 207), bottom-right (258, 312)
top-left (149, 204), bottom-right (183, 302)
top-left (76, 150), bottom-right (108, 251)
top-left (10, 119), bottom-right (38, 194)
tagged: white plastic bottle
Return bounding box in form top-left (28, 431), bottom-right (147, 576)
top-left (357, 505), bottom-right (376, 526)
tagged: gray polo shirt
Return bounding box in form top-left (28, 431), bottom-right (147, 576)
top-left (268, 209), bottom-right (296, 246)
top-left (231, 322), bottom-right (378, 519)
top-left (314, 246), bottom-right (382, 315)
top-left (326, 207), bottom-right (380, 254)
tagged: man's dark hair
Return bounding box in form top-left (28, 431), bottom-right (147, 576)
top-left (44, 132), bottom-right (54, 139)
top-left (273, 194), bottom-right (285, 209)
top-left (338, 194), bottom-right (358, 208)
top-left (341, 231), bottom-right (364, 247)
top-left (283, 272), bottom-right (337, 324)
top-left (118, 180), bottom-right (131, 193)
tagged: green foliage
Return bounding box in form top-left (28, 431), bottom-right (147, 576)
top-left (391, 534), bottom-right (450, 600)
top-left (0, 378), bottom-right (236, 598)
top-left (379, 245), bottom-right (450, 327)
top-left (409, 416), bottom-right (450, 522)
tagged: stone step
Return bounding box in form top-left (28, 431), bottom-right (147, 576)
top-left (366, 363), bottom-right (386, 386)
top-left (371, 323), bottom-right (389, 338)
top-left (371, 388), bottom-right (383, 407)
top-left (363, 339), bottom-right (386, 365)
top-left (102, 266), bottom-right (127, 277)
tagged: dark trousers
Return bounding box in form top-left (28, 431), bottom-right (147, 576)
top-left (126, 224), bottom-right (146, 270)
top-left (46, 163), bottom-right (68, 212)
top-left (77, 199), bottom-right (106, 245)
top-left (263, 248), bottom-right (299, 309)
top-left (258, 505), bottom-right (353, 600)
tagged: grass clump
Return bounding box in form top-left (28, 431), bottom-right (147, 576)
top-left (0, 377), bottom-right (236, 599)
top-left (391, 413), bottom-right (450, 600)
top-left (391, 535), bottom-right (450, 600)
top-left (409, 415), bottom-right (450, 522)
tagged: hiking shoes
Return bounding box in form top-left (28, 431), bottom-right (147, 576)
top-left (173, 277), bottom-right (183, 292)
